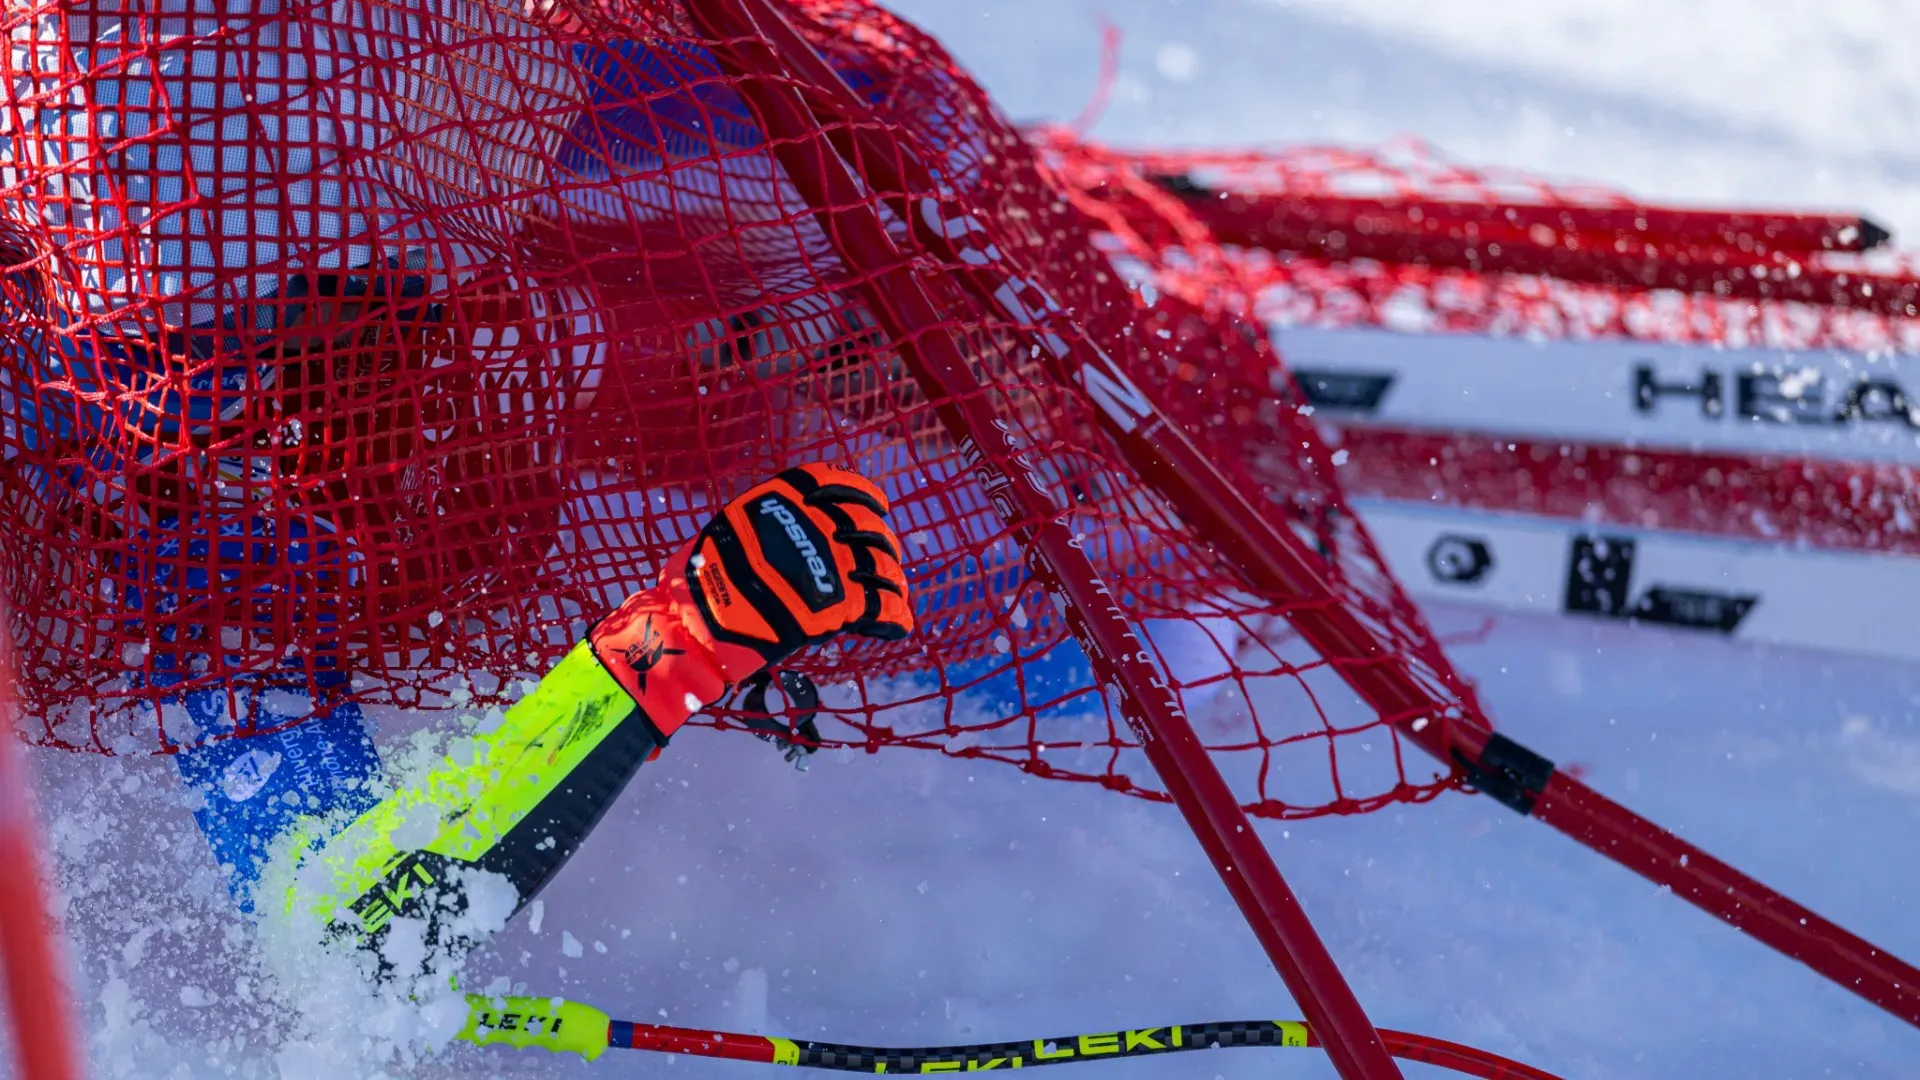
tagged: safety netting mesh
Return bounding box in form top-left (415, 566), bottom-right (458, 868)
top-left (0, 0), bottom-right (1481, 818)
top-left (1036, 133), bottom-right (1920, 557)
top-left (1042, 132), bottom-right (1920, 348)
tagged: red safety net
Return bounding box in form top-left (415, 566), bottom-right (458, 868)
top-left (0, 0), bottom-right (1481, 818)
top-left (1043, 133), bottom-right (1920, 350)
top-left (1039, 132), bottom-right (1920, 556)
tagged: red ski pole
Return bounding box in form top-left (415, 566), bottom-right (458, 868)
top-left (0, 637), bottom-right (86, 1080)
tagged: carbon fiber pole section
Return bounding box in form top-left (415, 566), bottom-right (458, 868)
top-left (686, 2), bottom-right (1406, 1077)
top-left (616, 1014), bottom-right (1565, 1079)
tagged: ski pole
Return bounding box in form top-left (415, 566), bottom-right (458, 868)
top-left (0, 637), bottom-right (86, 1080)
top-left (454, 992), bottom-right (1564, 1080)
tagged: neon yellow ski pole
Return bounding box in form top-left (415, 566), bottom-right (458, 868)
top-left (455, 992), bottom-right (1565, 1079)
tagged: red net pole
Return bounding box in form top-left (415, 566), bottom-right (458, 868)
top-left (687, 3), bottom-right (1405, 1077)
top-left (1121, 179), bottom-right (1917, 316)
top-left (0, 639), bottom-right (86, 1080)
top-left (1047, 146), bottom-right (1920, 1025)
top-left (1145, 181), bottom-right (1886, 256)
top-left (733, 14), bottom-right (1920, 1030)
top-left (1532, 772), bottom-right (1920, 1024)
top-left (742, 0), bottom-right (1472, 750)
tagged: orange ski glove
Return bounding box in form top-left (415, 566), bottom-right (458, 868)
top-left (587, 463), bottom-right (914, 746)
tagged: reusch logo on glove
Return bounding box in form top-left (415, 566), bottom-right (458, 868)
top-left (608, 462), bottom-right (914, 685)
top-left (753, 494), bottom-right (840, 608)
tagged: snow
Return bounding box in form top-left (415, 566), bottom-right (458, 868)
top-left (20, 607), bottom-right (1920, 1078)
top-left (898, 0), bottom-right (1920, 241)
top-left (9, 2), bottom-right (1920, 1078)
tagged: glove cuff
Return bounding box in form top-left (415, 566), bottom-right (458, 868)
top-left (587, 584), bottom-right (726, 741)
top-left (587, 547), bottom-right (773, 739)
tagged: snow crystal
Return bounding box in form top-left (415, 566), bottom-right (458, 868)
top-left (259, 689), bottom-right (316, 721)
top-left (387, 802), bottom-right (442, 851)
top-left (1154, 42), bottom-right (1198, 82)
